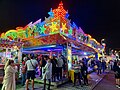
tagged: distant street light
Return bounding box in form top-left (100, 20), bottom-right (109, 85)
top-left (101, 39), bottom-right (106, 46)
top-left (101, 39), bottom-right (106, 59)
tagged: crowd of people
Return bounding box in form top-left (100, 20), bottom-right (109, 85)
top-left (89, 58), bottom-right (120, 88)
top-left (71, 57), bottom-right (120, 88)
top-left (21, 54), bottom-right (67, 90)
top-left (1, 54), bottom-right (120, 90)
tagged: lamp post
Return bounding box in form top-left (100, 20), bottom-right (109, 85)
top-left (101, 39), bottom-right (106, 59)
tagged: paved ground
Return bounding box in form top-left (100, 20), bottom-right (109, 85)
top-left (2, 70), bottom-right (116, 90)
top-left (17, 71), bottom-right (106, 90)
top-left (93, 71), bottom-right (120, 90)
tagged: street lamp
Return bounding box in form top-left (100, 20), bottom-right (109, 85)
top-left (101, 39), bottom-right (106, 46)
top-left (101, 39), bottom-right (106, 59)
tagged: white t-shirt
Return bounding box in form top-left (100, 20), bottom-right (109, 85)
top-left (25, 59), bottom-right (38, 71)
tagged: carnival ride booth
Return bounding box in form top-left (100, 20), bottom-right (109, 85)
top-left (1, 2), bottom-right (102, 85)
top-left (22, 33), bottom-right (99, 83)
top-left (0, 38), bottom-right (22, 84)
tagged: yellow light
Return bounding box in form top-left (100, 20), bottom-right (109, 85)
top-left (5, 30), bottom-right (17, 36)
top-left (49, 22), bottom-right (58, 33)
top-left (0, 33), bottom-right (5, 38)
top-left (62, 23), bottom-right (67, 33)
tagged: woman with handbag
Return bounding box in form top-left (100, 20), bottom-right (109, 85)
top-left (42, 58), bottom-right (52, 90)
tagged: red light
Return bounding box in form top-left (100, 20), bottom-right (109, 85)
top-left (52, 1), bottom-right (67, 20)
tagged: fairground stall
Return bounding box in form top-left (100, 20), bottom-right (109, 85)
top-left (1, 2), bottom-right (103, 85)
top-left (0, 38), bottom-right (22, 83)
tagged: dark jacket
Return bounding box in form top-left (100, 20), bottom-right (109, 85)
top-left (114, 65), bottom-right (120, 75)
top-left (81, 65), bottom-right (88, 76)
top-left (41, 59), bottom-right (46, 67)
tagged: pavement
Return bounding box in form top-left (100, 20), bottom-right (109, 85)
top-left (17, 71), bottom-right (108, 90)
top-left (93, 71), bottom-right (120, 90)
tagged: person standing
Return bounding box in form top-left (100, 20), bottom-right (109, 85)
top-left (110, 60), bottom-right (114, 70)
top-left (42, 58), bottom-right (52, 90)
top-left (73, 61), bottom-right (82, 87)
top-left (96, 60), bottom-right (102, 74)
top-left (51, 56), bottom-right (57, 82)
top-left (91, 59), bottom-right (95, 68)
top-left (40, 56), bottom-right (47, 79)
top-left (2, 59), bottom-right (17, 90)
top-left (113, 61), bottom-right (120, 88)
top-left (113, 60), bottom-right (118, 71)
top-left (57, 54), bottom-right (63, 81)
top-left (21, 56), bottom-right (27, 86)
top-left (25, 54), bottom-right (38, 90)
top-left (101, 60), bottom-right (106, 73)
top-left (81, 62), bottom-right (88, 85)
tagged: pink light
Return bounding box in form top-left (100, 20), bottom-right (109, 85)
top-left (33, 19), bottom-right (41, 25)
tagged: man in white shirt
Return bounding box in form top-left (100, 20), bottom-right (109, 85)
top-left (25, 54), bottom-right (38, 90)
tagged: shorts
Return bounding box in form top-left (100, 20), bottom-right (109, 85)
top-left (115, 73), bottom-right (120, 79)
top-left (26, 70), bottom-right (35, 80)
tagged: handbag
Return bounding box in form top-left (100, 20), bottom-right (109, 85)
top-left (22, 65), bottom-right (27, 73)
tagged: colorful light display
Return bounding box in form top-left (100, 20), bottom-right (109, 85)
top-left (68, 27), bottom-right (73, 35)
top-left (61, 23), bottom-right (67, 33)
top-left (40, 25), bottom-right (46, 34)
top-left (53, 1), bottom-right (67, 20)
top-left (0, 1), bottom-right (102, 52)
top-left (49, 22), bottom-right (58, 34)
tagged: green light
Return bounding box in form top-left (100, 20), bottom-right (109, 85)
top-left (40, 25), bottom-right (46, 34)
top-left (6, 32), bottom-right (17, 39)
top-left (69, 27), bottom-right (72, 35)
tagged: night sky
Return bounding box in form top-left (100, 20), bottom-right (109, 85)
top-left (0, 0), bottom-right (120, 49)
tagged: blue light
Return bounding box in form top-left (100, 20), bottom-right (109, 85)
top-left (84, 52), bottom-right (87, 55)
top-left (65, 12), bottom-right (69, 18)
top-left (72, 22), bottom-right (78, 29)
top-left (48, 8), bottom-right (54, 17)
top-left (38, 21), bottom-right (45, 26)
